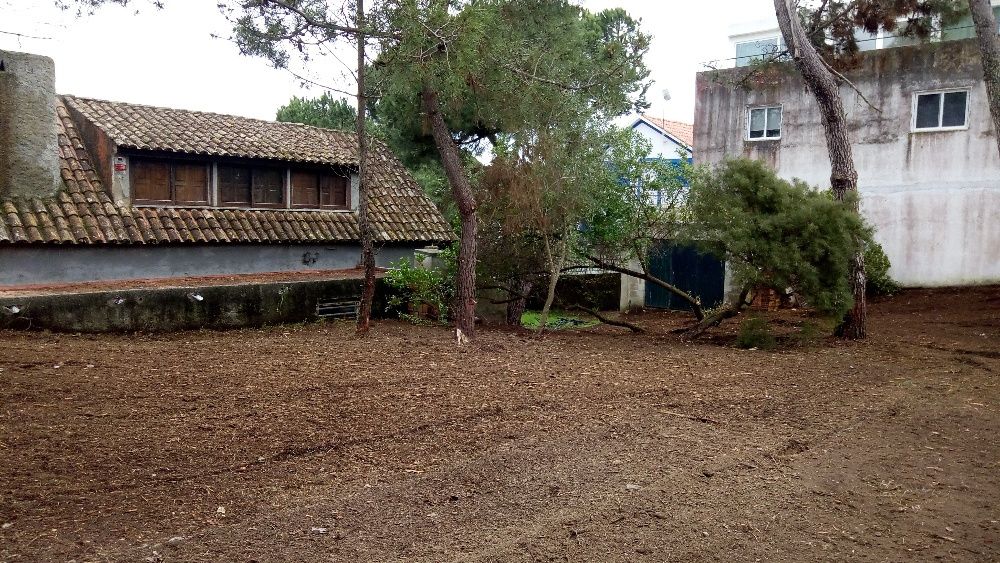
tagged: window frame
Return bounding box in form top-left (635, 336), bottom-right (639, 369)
top-left (746, 105), bottom-right (783, 141)
top-left (911, 88), bottom-right (971, 133)
top-left (217, 164), bottom-right (287, 209)
top-left (734, 36), bottom-right (783, 68)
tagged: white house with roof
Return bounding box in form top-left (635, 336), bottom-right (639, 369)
top-left (630, 114), bottom-right (693, 160)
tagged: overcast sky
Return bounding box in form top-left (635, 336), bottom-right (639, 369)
top-left (1, 0), bottom-right (776, 124)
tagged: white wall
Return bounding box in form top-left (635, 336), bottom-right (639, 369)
top-left (632, 121), bottom-right (690, 160)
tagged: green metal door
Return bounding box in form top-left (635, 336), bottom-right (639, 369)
top-left (645, 241), bottom-right (725, 311)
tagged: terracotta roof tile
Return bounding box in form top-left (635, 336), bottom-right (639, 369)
top-left (0, 97), bottom-right (455, 246)
top-left (640, 114), bottom-right (695, 149)
top-left (64, 95), bottom-right (359, 166)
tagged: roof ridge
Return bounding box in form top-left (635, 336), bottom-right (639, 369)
top-left (61, 94), bottom-right (355, 138)
top-left (640, 113), bottom-right (693, 127)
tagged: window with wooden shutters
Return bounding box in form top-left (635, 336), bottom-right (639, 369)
top-left (219, 165), bottom-right (252, 205)
top-left (292, 170), bottom-right (320, 208)
top-left (292, 170), bottom-right (349, 209)
top-left (131, 159), bottom-right (171, 204)
top-left (320, 174), bottom-right (348, 209)
top-left (131, 159), bottom-right (208, 205)
top-left (219, 165), bottom-right (284, 207)
top-left (173, 162), bottom-right (209, 204)
top-left (253, 168), bottom-right (285, 207)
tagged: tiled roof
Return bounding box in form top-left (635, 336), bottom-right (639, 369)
top-left (640, 115), bottom-right (694, 149)
top-left (64, 96), bottom-right (359, 166)
top-left (0, 98), bottom-right (454, 245)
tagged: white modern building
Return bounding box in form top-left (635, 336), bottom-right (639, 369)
top-left (695, 17), bottom-right (1000, 287)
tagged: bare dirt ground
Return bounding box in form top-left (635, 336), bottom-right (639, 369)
top-left (0, 287), bottom-right (998, 562)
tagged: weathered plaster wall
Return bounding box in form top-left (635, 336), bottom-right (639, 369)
top-left (695, 40), bottom-right (1000, 287)
top-left (0, 243), bottom-right (421, 286)
top-left (0, 50), bottom-right (61, 199)
top-left (0, 277), bottom-right (395, 332)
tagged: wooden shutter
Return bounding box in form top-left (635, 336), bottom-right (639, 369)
top-left (174, 163), bottom-right (209, 204)
top-left (219, 165), bottom-right (252, 205)
top-left (291, 170), bottom-right (319, 208)
top-left (320, 174), bottom-right (348, 209)
top-left (131, 159), bottom-right (171, 203)
top-left (253, 168), bottom-right (284, 207)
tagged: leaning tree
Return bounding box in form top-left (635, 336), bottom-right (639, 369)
top-left (769, 0), bottom-right (968, 339)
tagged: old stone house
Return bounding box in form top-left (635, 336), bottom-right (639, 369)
top-left (0, 49), bottom-right (453, 288)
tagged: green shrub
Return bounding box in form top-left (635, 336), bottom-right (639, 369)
top-left (736, 315), bottom-right (776, 349)
top-left (865, 241), bottom-right (901, 297)
top-left (383, 247), bottom-right (456, 323)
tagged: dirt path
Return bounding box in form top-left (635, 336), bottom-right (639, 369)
top-left (0, 287), bottom-right (997, 562)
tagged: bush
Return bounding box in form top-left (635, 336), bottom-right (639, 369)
top-left (865, 241), bottom-right (901, 297)
top-left (383, 247), bottom-right (456, 323)
top-left (687, 158), bottom-right (873, 321)
top-left (736, 315), bottom-right (776, 349)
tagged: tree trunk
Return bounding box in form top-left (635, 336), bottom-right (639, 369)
top-left (355, 0), bottom-right (377, 335)
top-left (774, 0), bottom-right (866, 339)
top-left (505, 278), bottom-right (533, 326)
top-left (421, 86), bottom-right (477, 342)
top-left (684, 286), bottom-right (753, 338)
top-left (969, 0), bottom-right (1000, 159)
top-left (537, 236), bottom-right (566, 333)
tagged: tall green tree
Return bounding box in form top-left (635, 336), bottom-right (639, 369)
top-left (579, 128), bottom-right (704, 321)
top-left (276, 93), bottom-right (358, 131)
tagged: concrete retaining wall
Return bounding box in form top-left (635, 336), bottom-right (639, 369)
top-left (0, 277), bottom-right (394, 332)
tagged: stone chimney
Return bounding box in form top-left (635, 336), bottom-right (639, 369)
top-left (0, 50), bottom-right (61, 200)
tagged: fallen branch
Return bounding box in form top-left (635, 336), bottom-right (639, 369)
top-left (585, 255), bottom-right (704, 321)
top-left (659, 410), bottom-right (720, 425)
top-left (568, 305), bottom-right (644, 333)
top-left (684, 286), bottom-right (754, 338)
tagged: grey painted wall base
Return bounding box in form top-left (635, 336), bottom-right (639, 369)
top-left (0, 277), bottom-right (394, 332)
top-left (0, 243), bottom-right (421, 286)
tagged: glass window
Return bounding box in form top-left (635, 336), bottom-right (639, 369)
top-left (915, 93), bottom-right (941, 129)
top-left (735, 37), bottom-right (780, 67)
top-left (914, 90), bottom-right (968, 130)
top-left (748, 106), bottom-right (781, 140)
top-left (941, 91), bottom-right (968, 127)
top-left (941, 14), bottom-right (975, 41)
top-left (853, 27), bottom-right (879, 51)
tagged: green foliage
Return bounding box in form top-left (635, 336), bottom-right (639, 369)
top-left (865, 241), bottom-right (901, 297)
top-left (383, 247), bottom-right (457, 324)
top-left (581, 127), bottom-right (690, 263)
top-left (736, 315), bottom-right (776, 350)
top-left (520, 311), bottom-right (598, 330)
top-left (799, 0), bottom-right (967, 59)
top-left (276, 93), bottom-right (358, 131)
top-left (687, 158), bottom-right (872, 320)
